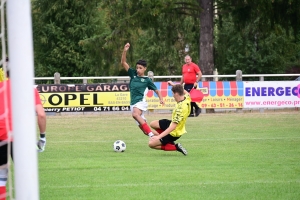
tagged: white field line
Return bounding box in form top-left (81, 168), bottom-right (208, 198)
top-left (40, 180), bottom-right (300, 189)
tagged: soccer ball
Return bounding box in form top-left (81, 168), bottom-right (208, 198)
top-left (113, 140), bottom-right (126, 152)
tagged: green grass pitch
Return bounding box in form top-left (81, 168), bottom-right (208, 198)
top-left (37, 111), bottom-right (300, 200)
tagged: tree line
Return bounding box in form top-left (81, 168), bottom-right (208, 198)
top-left (3, 0), bottom-right (300, 81)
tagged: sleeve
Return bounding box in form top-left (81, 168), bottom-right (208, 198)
top-left (127, 68), bottom-right (137, 79)
top-left (147, 79), bottom-right (157, 91)
top-left (193, 63), bottom-right (200, 73)
top-left (34, 89), bottom-right (42, 105)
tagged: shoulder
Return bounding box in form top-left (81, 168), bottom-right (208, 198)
top-left (192, 62), bottom-right (200, 70)
top-left (191, 62), bottom-right (199, 67)
top-left (146, 78), bottom-right (156, 85)
top-left (128, 68), bottom-right (137, 76)
top-left (184, 94), bottom-right (191, 102)
top-left (146, 77), bottom-right (153, 82)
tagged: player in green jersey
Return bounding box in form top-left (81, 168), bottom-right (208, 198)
top-left (148, 81), bottom-right (190, 156)
top-left (121, 43), bottom-right (164, 137)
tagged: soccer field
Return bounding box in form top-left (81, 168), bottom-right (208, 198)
top-left (38, 111), bottom-right (300, 200)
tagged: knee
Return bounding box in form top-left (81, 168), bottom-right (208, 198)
top-left (148, 139), bottom-right (159, 149)
top-left (149, 121), bottom-right (155, 128)
top-left (148, 139), bottom-right (155, 148)
top-left (131, 112), bottom-right (138, 120)
top-left (148, 142), bottom-right (155, 149)
top-left (149, 120), bottom-right (159, 129)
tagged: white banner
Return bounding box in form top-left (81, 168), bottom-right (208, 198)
top-left (244, 81), bottom-right (300, 108)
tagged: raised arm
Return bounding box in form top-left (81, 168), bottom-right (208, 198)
top-left (180, 74), bottom-right (184, 85)
top-left (168, 81), bottom-right (189, 95)
top-left (121, 43), bottom-right (130, 71)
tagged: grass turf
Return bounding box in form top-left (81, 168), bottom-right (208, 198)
top-left (37, 111), bottom-right (300, 200)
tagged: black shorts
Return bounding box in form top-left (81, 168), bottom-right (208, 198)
top-left (158, 119), bottom-right (180, 145)
top-left (159, 119), bottom-right (172, 130)
top-left (0, 141), bottom-right (13, 166)
top-left (183, 84), bottom-right (194, 93)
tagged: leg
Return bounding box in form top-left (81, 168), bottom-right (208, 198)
top-left (149, 120), bottom-right (160, 130)
top-left (148, 120), bottom-right (168, 149)
top-left (150, 119), bottom-right (171, 135)
top-left (0, 142), bottom-right (9, 200)
top-left (0, 166), bottom-right (7, 200)
top-left (132, 107), bottom-right (146, 125)
top-left (191, 102), bottom-right (201, 116)
top-left (189, 106), bottom-right (195, 117)
top-left (149, 120), bottom-right (161, 136)
top-left (132, 107), bottom-right (154, 137)
top-left (184, 84), bottom-right (195, 116)
top-left (149, 134), bottom-right (187, 155)
top-left (148, 135), bottom-right (177, 151)
top-left (148, 136), bottom-right (163, 150)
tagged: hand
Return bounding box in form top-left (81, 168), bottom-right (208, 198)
top-left (150, 135), bottom-right (160, 141)
top-left (167, 81), bottom-right (174, 86)
top-left (37, 138), bottom-right (46, 152)
top-left (160, 98), bottom-right (165, 106)
top-left (193, 82), bottom-right (198, 88)
top-left (151, 129), bottom-right (159, 136)
top-left (124, 43), bottom-right (130, 51)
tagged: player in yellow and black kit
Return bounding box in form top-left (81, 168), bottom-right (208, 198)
top-left (149, 81), bottom-right (191, 155)
top-left (121, 43), bottom-right (164, 137)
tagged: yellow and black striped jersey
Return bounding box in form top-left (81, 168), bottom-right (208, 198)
top-left (170, 94), bottom-right (191, 137)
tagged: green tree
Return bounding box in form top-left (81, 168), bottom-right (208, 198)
top-left (101, 0), bottom-right (202, 76)
top-left (31, 0), bottom-right (300, 79)
top-left (215, 0), bottom-right (300, 79)
top-left (219, 0), bottom-right (300, 40)
top-left (32, 0), bottom-right (107, 78)
top-left (216, 18), bottom-right (299, 78)
top-left (134, 14), bottom-right (200, 76)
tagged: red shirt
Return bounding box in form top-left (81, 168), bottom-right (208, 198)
top-left (0, 80), bottom-right (42, 140)
top-left (182, 62), bottom-right (201, 84)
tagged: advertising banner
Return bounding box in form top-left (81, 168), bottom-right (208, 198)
top-left (196, 81), bottom-right (244, 108)
top-left (244, 81), bottom-right (300, 108)
top-left (37, 81), bottom-right (245, 112)
top-left (37, 83), bottom-right (131, 112)
top-left (147, 81), bottom-right (244, 109)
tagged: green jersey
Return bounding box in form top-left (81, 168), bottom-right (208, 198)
top-left (128, 68), bottom-right (157, 105)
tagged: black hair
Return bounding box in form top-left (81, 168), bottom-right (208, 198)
top-left (136, 59), bottom-right (147, 67)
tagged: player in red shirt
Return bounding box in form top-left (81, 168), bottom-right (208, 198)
top-left (180, 55), bottom-right (202, 117)
top-left (0, 67), bottom-right (46, 200)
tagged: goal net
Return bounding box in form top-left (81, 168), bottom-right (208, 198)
top-left (1, 0), bottom-right (39, 199)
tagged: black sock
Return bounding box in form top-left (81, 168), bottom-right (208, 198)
top-left (40, 133), bottom-right (46, 138)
